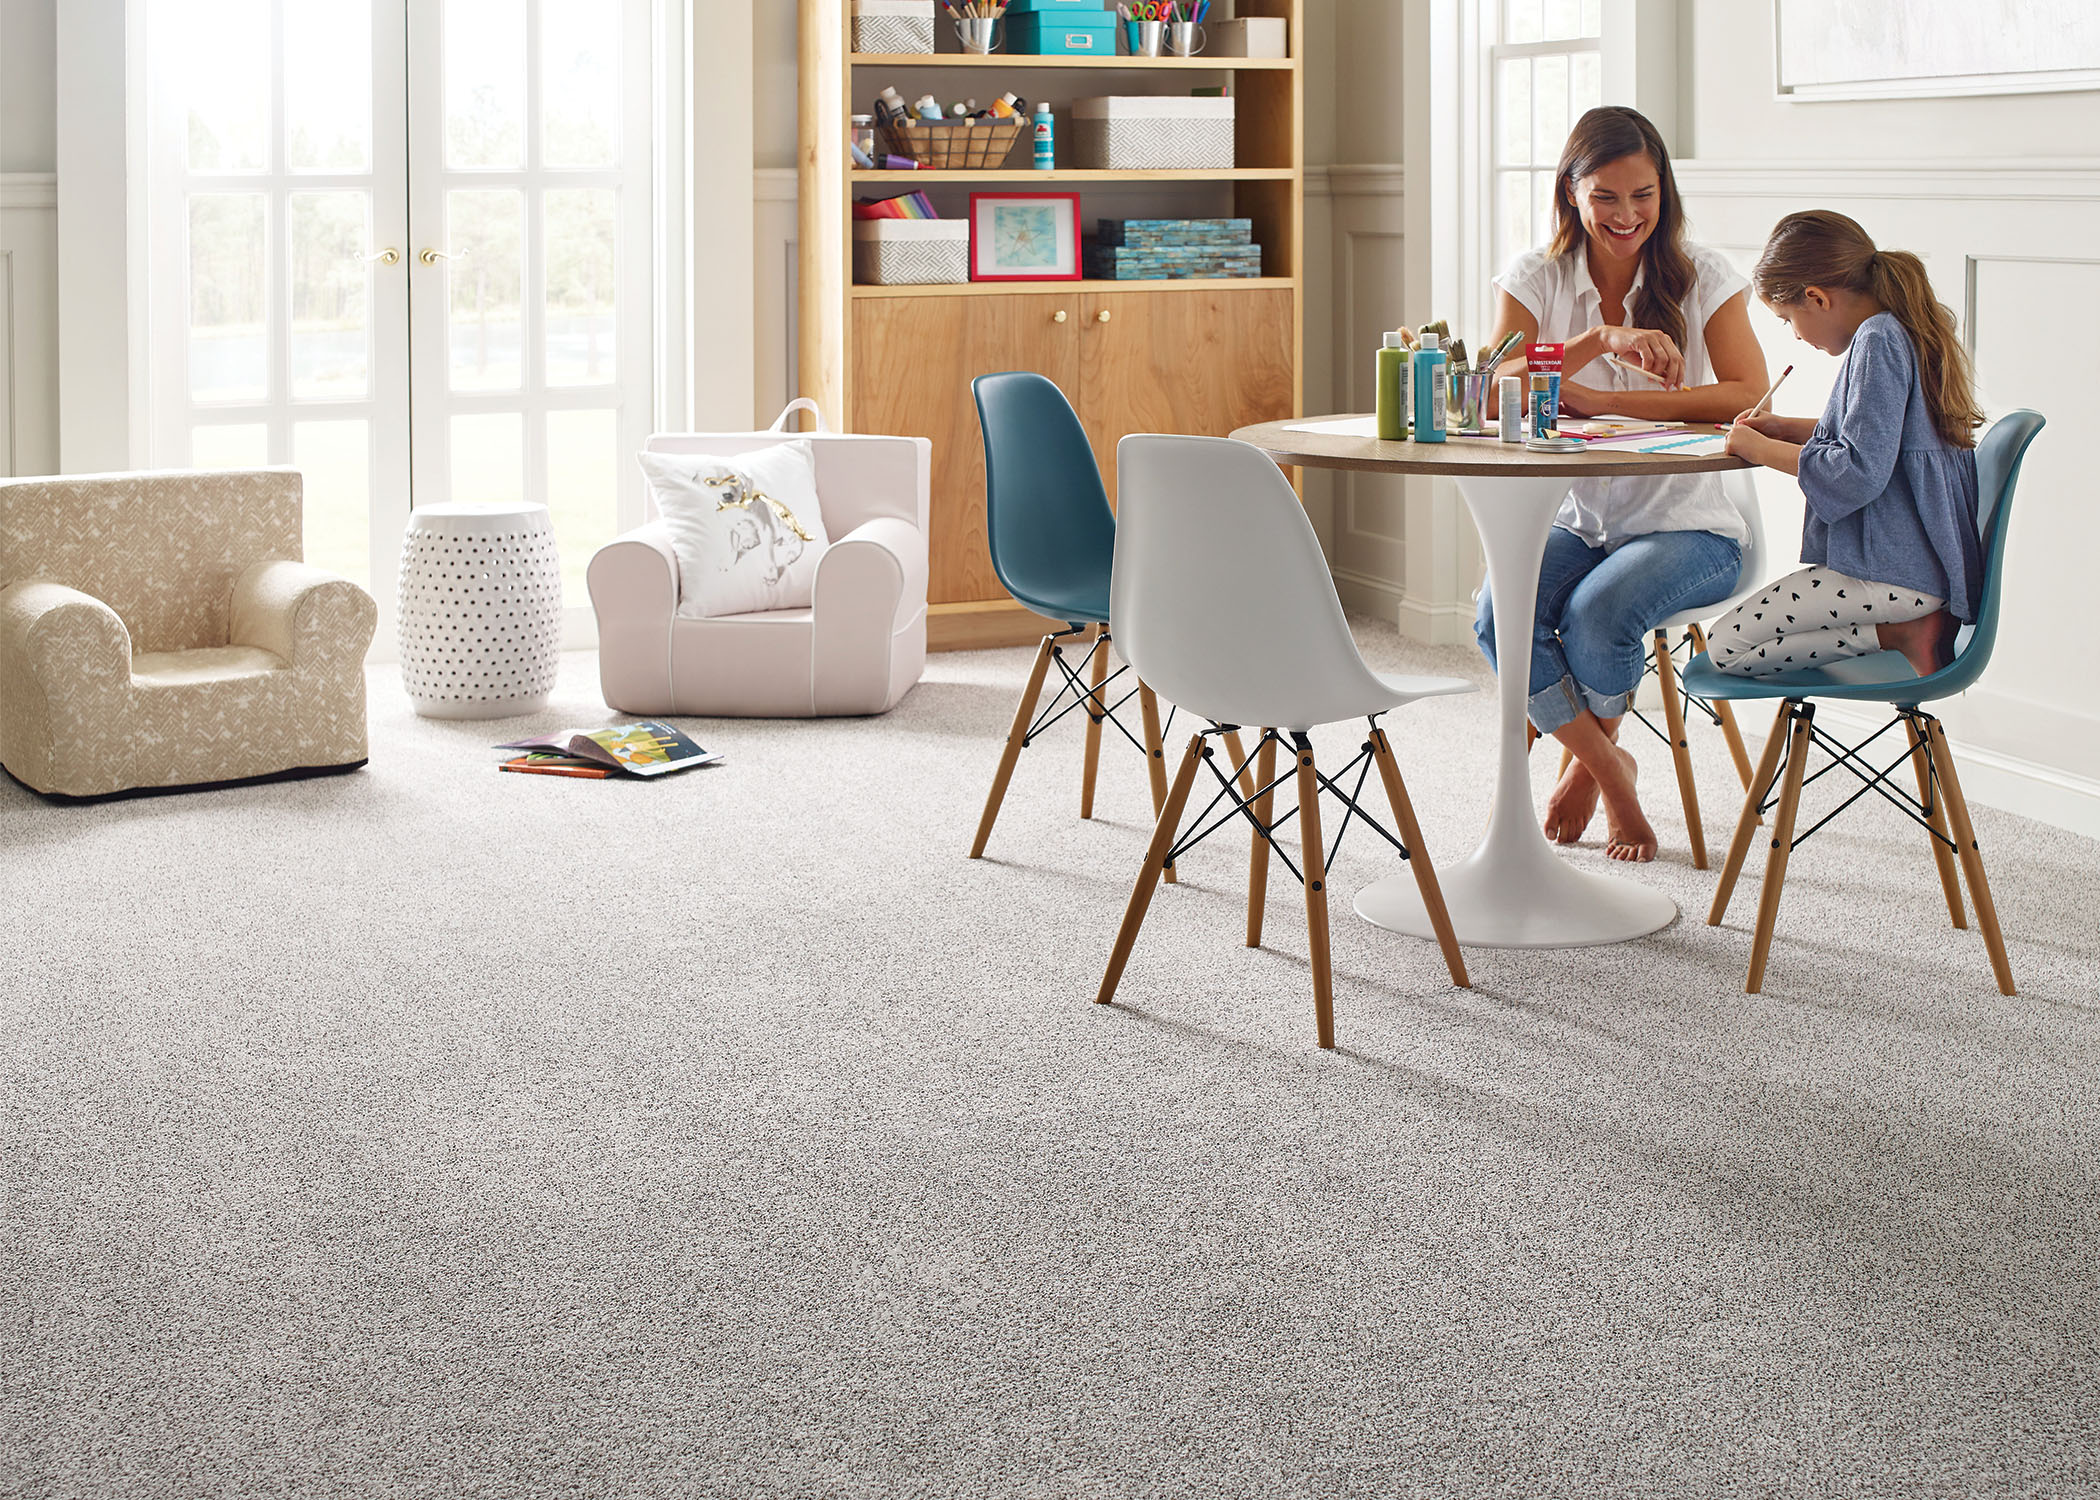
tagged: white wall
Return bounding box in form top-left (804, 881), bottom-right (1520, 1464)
top-left (0, 0), bottom-right (58, 475)
top-left (1675, 0), bottom-right (2100, 836)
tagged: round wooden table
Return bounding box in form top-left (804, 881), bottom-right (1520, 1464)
top-left (1230, 416), bottom-right (1748, 948)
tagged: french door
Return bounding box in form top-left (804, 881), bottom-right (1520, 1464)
top-left (147, 0), bottom-right (662, 647)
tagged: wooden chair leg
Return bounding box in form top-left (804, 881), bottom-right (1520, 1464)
top-left (1245, 731), bottom-right (1278, 948)
top-left (1651, 628), bottom-right (1707, 869)
top-left (1925, 716), bottom-right (2016, 996)
top-left (1292, 734), bottom-right (1336, 1050)
top-left (970, 634), bottom-right (1057, 859)
top-left (1096, 733), bottom-right (1207, 1007)
top-left (1746, 703), bottom-right (1814, 994)
top-left (1905, 715), bottom-right (1967, 931)
top-left (1369, 726), bottom-right (1468, 988)
top-left (1137, 680), bottom-right (1176, 884)
top-left (1689, 623), bottom-right (1755, 789)
top-left (1709, 701), bottom-right (1791, 926)
top-left (1079, 626), bottom-right (1111, 820)
top-left (1221, 729), bottom-right (1255, 797)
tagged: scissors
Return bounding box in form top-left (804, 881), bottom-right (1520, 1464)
top-left (1131, 2), bottom-right (1160, 18)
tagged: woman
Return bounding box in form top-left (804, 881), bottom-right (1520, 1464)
top-left (1477, 106), bottom-right (1768, 862)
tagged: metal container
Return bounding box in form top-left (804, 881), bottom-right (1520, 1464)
top-left (1450, 369), bottom-right (1492, 433)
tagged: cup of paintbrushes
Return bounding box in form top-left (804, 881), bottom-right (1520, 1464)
top-left (1451, 369), bottom-right (1492, 433)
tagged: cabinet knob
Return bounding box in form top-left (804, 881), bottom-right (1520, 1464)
top-left (1052, 309), bottom-right (1067, 323)
top-left (1095, 309), bottom-right (1112, 323)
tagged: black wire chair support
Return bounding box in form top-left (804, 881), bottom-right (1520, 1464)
top-left (1751, 701), bottom-right (1957, 855)
top-left (1625, 625), bottom-right (1730, 751)
top-left (1021, 625), bottom-right (1168, 756)
top-left (1158, 723), bottom-right (1414, 885)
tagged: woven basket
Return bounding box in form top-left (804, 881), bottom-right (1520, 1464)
top-left (877, 117), bottom-right (1025, 170)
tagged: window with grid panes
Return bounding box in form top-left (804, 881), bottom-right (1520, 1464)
top-left (1491, 0), bottom-right (1604, 276)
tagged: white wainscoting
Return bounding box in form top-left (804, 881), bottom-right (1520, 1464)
top-left (1675, 157), bottom-right (2100, 838)
top-left (755, 166), bottom-right (799, 426)
top-left (0, 173), bottom-right (59, 478)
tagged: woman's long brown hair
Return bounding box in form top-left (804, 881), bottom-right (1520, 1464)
top-left (1752, 209), bottom-right (1983, 449)
top-left (1547, 106), bottom-right (1693, 354)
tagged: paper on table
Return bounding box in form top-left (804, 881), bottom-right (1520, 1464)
top-left (1617, 432), bottom-right (1728, 456)
top-left (1281, 416), bottom-right (1381, 437)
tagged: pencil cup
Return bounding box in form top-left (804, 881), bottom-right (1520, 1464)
top-left (954, 16), bottom-right (1001, 53)
top-left (1127, 19), bottom-right (1165, 57)
top-left (1166, 21), bottom-right (1204, 55)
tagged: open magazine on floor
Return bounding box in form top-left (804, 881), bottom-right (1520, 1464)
top-left (495, 721), bottom-right (724, 778)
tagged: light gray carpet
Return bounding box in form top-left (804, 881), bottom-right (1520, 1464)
top-left (5, 616), bottom-right (2099, 1499)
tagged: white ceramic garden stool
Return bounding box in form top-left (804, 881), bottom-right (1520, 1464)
top-left (397, 501), bottom-right (563, 719)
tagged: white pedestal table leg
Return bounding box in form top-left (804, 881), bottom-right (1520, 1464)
top-left (1354, 473), bottom-right (1678, 947)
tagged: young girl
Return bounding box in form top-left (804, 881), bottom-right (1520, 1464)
top-left (1714, 210), bottom-right (1984, 679)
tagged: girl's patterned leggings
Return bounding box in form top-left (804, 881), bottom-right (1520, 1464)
top-left (1709, 565), bottom-right (1941, 677)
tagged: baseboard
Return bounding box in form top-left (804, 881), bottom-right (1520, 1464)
top-left (928, 599), bottom-right (1070, 652)
top-left (1331, 566), bottom-right (1404, 623)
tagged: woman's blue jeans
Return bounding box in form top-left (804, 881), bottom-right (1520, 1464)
top-left (1475, 526), bottom-right (1743, 735)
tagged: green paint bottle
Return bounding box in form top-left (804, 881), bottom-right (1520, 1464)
top-left (1375, 332), bottom-right (1410, 441)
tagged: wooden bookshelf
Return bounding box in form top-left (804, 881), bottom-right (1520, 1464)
top-left (798, 0), bottom-right (1304, 650)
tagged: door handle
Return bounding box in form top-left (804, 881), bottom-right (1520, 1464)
top-left (1052, 309), bottom-right (1067, 323)
top-left (418, 248), bottom-right (463, 266)
top-left (1094, 309), bottom-right (1112, 323)
top-left (365, 248), bottom-right (401, 266)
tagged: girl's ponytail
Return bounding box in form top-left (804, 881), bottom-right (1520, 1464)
top-left (1753, 210), bottom-right (1984, 450)
top-left (1866, 247), bottom-right (1984, 450)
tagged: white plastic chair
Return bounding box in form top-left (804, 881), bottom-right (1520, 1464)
top-left (1097, 434), bottom-right (1476, 1050)
top-left (1555, 470), bottom-right (1768, 869)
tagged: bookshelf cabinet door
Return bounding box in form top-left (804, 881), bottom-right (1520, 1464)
top-left (1077, 288), bottom-right (1296, 509)
top-left (853, 294), bottom-right (1080, 607)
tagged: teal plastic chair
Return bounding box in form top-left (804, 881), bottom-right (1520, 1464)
top-left (1681, 409), bottom-right (2044, 996)
top-left (967, 372), bottom-right (1251, 872)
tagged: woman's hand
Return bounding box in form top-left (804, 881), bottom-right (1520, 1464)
top-left (1595, 325), bottom-right (1685, 389)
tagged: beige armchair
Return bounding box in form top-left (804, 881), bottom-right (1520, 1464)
top-left (0, 469), bottom-right (376, 799)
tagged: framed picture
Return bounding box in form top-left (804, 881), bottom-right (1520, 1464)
top-left (1773, 0), bottom-right (2100, 100)
top-left (968, 192), bottom-right (1082, 282)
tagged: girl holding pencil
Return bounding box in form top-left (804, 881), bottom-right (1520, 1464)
top-left (1713, 210), bottom-right (1983, 679)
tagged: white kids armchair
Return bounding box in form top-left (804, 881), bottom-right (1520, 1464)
top-left (587, 402), bottom-right (929, 718)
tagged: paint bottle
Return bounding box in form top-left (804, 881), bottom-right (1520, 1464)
top-left (1498, 374), bottom-right (1523, 443)
top-left (1033, 102), bottom-right (1054, 170)
top-left (991, 92), bottom-right (1023, 119)
top-left (914, 94), bottom-right (944, 122)
top-left (1413, 333), bottom-right (1448, 444)
top-left (1376, 332), bottom-right (1410, 441)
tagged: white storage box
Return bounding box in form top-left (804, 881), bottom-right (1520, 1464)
top-left (853, 219), bottom-right (969, 285)
top-left (1070, 96), bottom-right (1236, 171)
top-left (1208, 17), bottom-right (1286, 58)
top-left (852, 0), bottom-right (934, 53)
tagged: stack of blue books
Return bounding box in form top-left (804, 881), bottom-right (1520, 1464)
top-left (1084, 218), bottom-right (1263, 280)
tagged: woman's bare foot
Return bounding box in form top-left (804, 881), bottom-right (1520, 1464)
top-left (1595, 744), bottom-right (1657, 862)
top-left (1543, 756), bottom-right (1602, 844)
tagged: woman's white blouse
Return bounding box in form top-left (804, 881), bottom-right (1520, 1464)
top-left (1495, 239), bottom-right (1751, 547)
